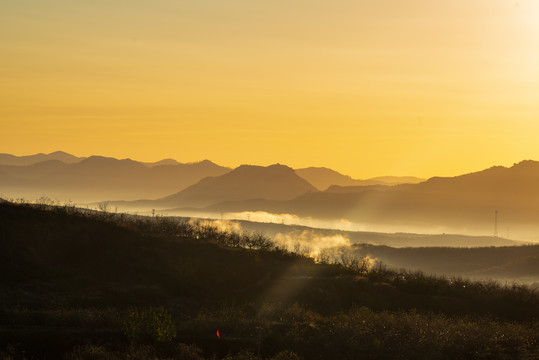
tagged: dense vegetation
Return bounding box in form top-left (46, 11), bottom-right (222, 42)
top-left (0, 201), bottom-right (537, 359)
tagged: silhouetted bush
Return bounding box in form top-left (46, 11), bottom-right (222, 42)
top-left (123, 307), bottom-right (176, 344)
top-left (65, 344), bottom-right (120, 360)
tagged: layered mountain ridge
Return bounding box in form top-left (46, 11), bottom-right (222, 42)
top-left (0, 153), bottom-right (231, 201)
top-left (3, 152), bottom-right (539, 240)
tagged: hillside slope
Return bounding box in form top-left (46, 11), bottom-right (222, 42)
top-left (0, 202), bottom-right (537, 360)
top-left (0, 201), bottom-right (536, 317)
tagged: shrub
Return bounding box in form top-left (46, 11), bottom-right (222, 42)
top-left (223, 349), bottom-right (257, 360)
top-left (175, 343), bottom-right (205, 360)
top-left (123, 307), bottom-right (177, 344)
top-left (65, 344), bottom-right (120, 360)
top-left (268, 350), bottom-right (303, 360)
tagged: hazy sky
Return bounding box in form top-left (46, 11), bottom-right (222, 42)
top-left (1, 0), bottom-right (538, 178)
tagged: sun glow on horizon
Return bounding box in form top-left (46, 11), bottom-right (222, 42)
top-left (1, 0), bottom-right (538, 178)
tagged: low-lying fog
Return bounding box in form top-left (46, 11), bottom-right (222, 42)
top-left (147, 208), bottom-right (536, 244)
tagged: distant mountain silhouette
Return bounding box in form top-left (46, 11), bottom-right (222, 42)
top-left (141, 164), bottom-right (317, 208)
top-left (405, 160), bottom-right (539, 196)
top-left (295, 167), bottom-right (424, 190)
top-left (47, 156), bottom-right (147, 180)
top-left (0, 151), bottom-right (83, 166)
top-left (204, 161), bottom-right (539, 240)
top-left (4, 151), bottom-right (539, 240)
top-left (0, 155), bottom-right (231, 202)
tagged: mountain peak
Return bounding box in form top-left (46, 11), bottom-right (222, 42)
top-left (268, 163), bottom-right (293, 169)
top-left (144, 158), bottom-right (180, 167)
top-left (44, 151), bottom-right (81, 162)
top-left (511, 160), bottom-right (539, 168)
top-left (196, 159), bottom-right (222, 167)
top-left (158, 162), bottom-right (317, 208)
top-left (82, 155), bottom-right (116, 162)
top-left (48, 150), bottom-right (73, 156)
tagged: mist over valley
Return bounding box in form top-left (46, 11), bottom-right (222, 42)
top-left (2, 151), bottom-right (539, 288)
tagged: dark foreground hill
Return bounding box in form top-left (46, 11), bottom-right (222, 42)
top-left (0, 202), bottom-right (537, 359)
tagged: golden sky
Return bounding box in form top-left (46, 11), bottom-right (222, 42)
top-left (1, 0), bottom-right (538, 178)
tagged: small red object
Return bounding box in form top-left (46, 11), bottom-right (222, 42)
top-left (216, 329), bottom-right (220, 338)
